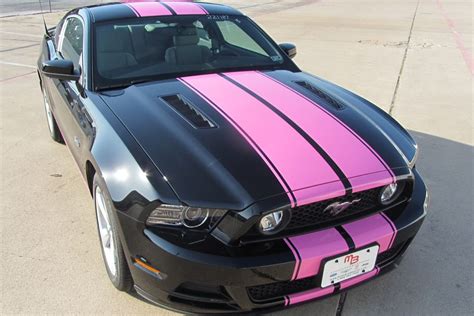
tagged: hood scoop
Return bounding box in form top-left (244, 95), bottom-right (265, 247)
top-left (294, 81), bottom-right (345, 110)
top-left (161, 94), bottom-right (215, 129)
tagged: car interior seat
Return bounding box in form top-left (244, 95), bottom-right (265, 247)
top-left (165, 26), bottom-right (211, 65)
top-left (96, 26), bottom-right (138, 76)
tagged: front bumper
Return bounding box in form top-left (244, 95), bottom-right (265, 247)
top-left (117, 170), bottom-right (427, 314)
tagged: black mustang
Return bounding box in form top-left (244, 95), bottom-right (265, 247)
top-left (37, 1), bottom-right (428, 313)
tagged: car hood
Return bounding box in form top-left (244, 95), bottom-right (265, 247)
top-left (100, 70), bottom-right (416, 210)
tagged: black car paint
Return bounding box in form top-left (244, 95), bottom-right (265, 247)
top-left (37, 3), bottom-right (427, 314)
top-left (116, 168), bottom-right (426, 314)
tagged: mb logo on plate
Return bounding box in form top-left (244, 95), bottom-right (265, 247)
top-left (323, 199), bottom-right (362, 216)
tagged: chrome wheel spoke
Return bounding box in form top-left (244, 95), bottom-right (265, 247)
top-left (95, 187), bottom-right (117, 276)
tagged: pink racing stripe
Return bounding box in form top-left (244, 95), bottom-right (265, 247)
top-left (126, 2), bottom-right (172, 16)
top-left (349, 171), bottom-right (394, 193)
top-left (287, 285), bottom-right (334, 305)
top-left (340, 267), bottom-right (379, 290)
top-left (180, 74), bottom-right (345, 207)
top-left (286, 228), bottom-right (348, 280)
top-left (283, 214), bottom-right (396, 305)
top-left (226, 71), bottom-right (395, 192)
top-left (165, 1), bottom-right (208, 14)
top-left (179, 77), bottom-right (296, 207)
top-left (286, 268), bottom-right (379, 305)
top-left (343, 213), bottom-right (397, 253)
top-left (284, 239), bottom-right (300, 281)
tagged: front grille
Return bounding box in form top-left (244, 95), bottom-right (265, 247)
top-left (248, 276), bottom-right (318, 302)
top-left (241, 181), bottom-right (411, 244)
top-left (286, 188), bottom-right (381, 231)
top-left (248, 242), bottom-right (407, 302)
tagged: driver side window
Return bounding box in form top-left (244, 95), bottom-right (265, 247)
top-left (60, 17), bottom-right (83, 70)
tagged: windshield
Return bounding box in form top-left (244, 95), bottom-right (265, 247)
top-left (93, 15), bottom-right (292, 90)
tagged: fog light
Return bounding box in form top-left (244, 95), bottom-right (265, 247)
top-left (380, 182), bottom-right (404, 205)
top-left (259, 210), bottom-right (284, 234)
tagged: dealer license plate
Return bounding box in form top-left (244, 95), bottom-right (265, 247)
top-left (321, 245), bottom-right (379, 288)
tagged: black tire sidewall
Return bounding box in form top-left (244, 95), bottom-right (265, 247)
top-left (93, 174), bottom-right (133, 292)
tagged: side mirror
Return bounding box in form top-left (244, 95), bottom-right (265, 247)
top-left (279, 43), bottom-right (297, 59)
top-left (42, 59), bottom-right (80, 81)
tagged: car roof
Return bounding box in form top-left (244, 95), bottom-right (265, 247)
top-left (85, 1), bottom-right (243, 23)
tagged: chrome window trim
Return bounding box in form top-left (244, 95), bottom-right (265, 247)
top-left (58, 14), bottom-right (86, 90)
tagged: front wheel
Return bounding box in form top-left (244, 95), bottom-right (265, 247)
top-left (93, 174), bottom-right (133, 292)
top-left (41, 87), bottom-right (64, 143)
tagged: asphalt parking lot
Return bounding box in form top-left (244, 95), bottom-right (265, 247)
top-left (1, 0), bottom-right (472, 315)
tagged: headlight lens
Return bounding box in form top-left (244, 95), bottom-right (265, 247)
top-left (146, 205), bottom-right (226, 229)
top-left (380, 183), bottom-right (398, 204)
top-left (379, 182), bottom-right (405, 205)
top-left (146, 204), bottom-right (182, 226)
top-left (182, 207), bottom-right (209, 228)
top-left (259, 210), bottom-right (286, 234)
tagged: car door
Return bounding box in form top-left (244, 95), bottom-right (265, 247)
top-left (50, 15), bottom-right (94, 173)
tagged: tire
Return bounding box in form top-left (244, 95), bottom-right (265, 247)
top-left (93, 174), bottom-right (133, 292)
top-left (41, 86), bottom-right (64, 144)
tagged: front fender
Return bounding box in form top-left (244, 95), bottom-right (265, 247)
top-left (85, 93), bottom-right (179, 215)
top-left (303, 73), bottom-right (418, 165)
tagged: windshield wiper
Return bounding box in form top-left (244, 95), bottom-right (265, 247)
top-left (97, 79), bottom-right (154, 91)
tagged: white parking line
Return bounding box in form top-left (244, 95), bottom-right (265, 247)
top-left (0, 61), bottom-right (36, 69)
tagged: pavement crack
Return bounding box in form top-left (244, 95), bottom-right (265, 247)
top-left (335, 292), bottom-right (348, 316)
top-left (0, 43), bottom-right (39, 53)
top-left (388, 0), bottom-right (420, 116)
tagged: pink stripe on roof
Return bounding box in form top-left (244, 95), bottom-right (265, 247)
top-left (343, 213), bottom-right (396, 253)
top-left (165, 1), bottom-right (207, 14)
top-left (226, 71), bottom-right (395, 191)
top-left (181, 74), bottom-right (344, 206)
top-left (122, 0), bottom-right (154, 3)
top-left (287, 285), bottom-right (334, 305)
top-left (287, 228), bottom-right (349, 280)
top-left (126, 2), bottom-right (172, 17)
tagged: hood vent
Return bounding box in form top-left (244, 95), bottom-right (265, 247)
top-left (161, 94), bottom-right (215, 129)
top-left (294, 81), bottom-right (345, 110)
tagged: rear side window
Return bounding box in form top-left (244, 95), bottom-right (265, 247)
top-left (216, 20), bottom-right (268, 56)
top-left (60, 17), bottom-right (84, 69)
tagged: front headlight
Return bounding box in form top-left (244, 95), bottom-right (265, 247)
top-left (146, 205), bottom-right (227, 229)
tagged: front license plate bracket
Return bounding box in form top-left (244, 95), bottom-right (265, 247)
top-left (321, 244), bottom-right (379, 288)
